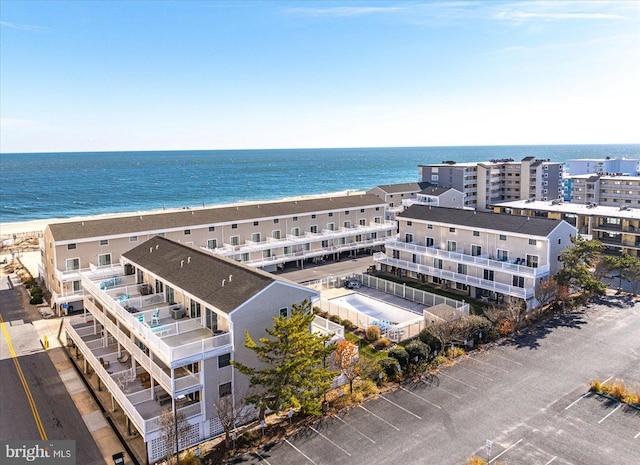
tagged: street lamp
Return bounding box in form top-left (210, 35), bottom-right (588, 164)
top-left (174, 394), bottom-right (186, 464)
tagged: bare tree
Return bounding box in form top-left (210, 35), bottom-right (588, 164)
top-left (426, 320), bottom-right (458, 354)
top-left (157, 407), bottom-right (189, 464)
top-left (334, 339), bottom-right (360, 393)
top-left (534, 277), bottom-right (558, 308)
top-left (213, 391), bottom-right (254, 449)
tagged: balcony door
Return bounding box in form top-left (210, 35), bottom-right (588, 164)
top-left (206, 308), bottom-right (218, 332)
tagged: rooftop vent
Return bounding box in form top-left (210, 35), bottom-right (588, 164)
top-left (229, 274), bottom-right (233, 282)
top-left (150, 247), bottom-right (153, 253)
top-left (222, 279), bottom-right (225, 287)
top-left (187, 257), bottom-right (191, 264)
top-left (180, 260), bottom-right (184, 267)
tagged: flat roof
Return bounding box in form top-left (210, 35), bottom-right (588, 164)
top-left (492, 200), bottom-right (640, 219)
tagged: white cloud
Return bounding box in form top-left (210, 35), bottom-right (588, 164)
top-left (495, 10), bottom-right (624, 21)
top-left (0, 118), bottom-right (37, 128)
top-left (0, 20), bottom-right (48, 31)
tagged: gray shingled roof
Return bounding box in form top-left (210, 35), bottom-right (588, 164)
top-left (123, 236), bottom-right (276, 314)
top-left (419, 186), bottom-right (453, 196)
top-left (370, 182), bottom-right (431, 194)
top-left (48, 194), bottom-right (385, 241)
top-left (399, 205), bottom-right (562, 237)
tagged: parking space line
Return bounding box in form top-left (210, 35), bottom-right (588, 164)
top-left (254, 452), bottom-right (272, 465)
top-left (399, 386), bottom-right (442, 409)
top-left (334, 415), bottom-right (376, 443)
top-left (491, 353), bottom-right (524, 366)
top-left (359, 405), bottom-right (400, 431)
top-left (544, 456), bottom-right (557, 464)
top-left (285, 439), bottom-right (318, 465)
top-left (439, 371), bottom-right (478, 389)
top-left (634, 430), bottom-right (640, 439)
top-left (457, 365), bottom-right (494, 381)
top-left (488, 438), bottom-right (523, 464)
top-left (467, 356), bottom-right (509, 372)
top-left (380, 394), bottom-right (422, 419)
top-left (602, 376), bottom-right (613, 385)
top-left (565, 391), bottom-right (592, 410)
top-left (598, 404), bottom-right (622, 424)
top-left (309, 426), bottom-right (351, 456)
top-left (420, 376), bottom-right (462, 398)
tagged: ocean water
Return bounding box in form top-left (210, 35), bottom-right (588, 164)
top-left (1, 144), bottom-right (639, 223)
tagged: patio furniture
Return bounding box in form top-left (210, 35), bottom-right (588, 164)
top-left (137, 314), bottom-right (145, 324)
top-left (151, 309), bottom-right (160, 326)
top-left (117, 353), bottom-right (130, 363)
top-left (117, 294), bottom-right (130, 303)
top-left (99, 357), bottom-right (110, 369)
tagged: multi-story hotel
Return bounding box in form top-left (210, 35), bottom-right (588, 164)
top-left (564, 174), bottom-right (640, 208)
top-left (64, 236), bottom-right (342, 463)
top-left (418, 157), bottom-right (563, 210)
top-left (492, 199), bottom-right (640, 257)
top-left (367, 182), bottom-right (463, 219)
top-left (563, 157), bottom-right (640, 176)
top-left (374, 205), bottom-right (576, 308)
top-left (40, 194), bottom-right (395, 315)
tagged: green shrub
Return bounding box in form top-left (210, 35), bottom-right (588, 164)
top-left (405, 339), bottom-right (430, 362)
top-left (430, 355), bottom-right (449, 367)
top-left (25, 278), bottom-right (37, 289)
top-left (388, 346), bottom-right (409, 369)
top-left (30, 295), bottom-right (44, 305)
top-left (374, 337), bottom-right (391, 350)
top-left (446, 347), bottom-right (466, 359)
top-left (31, 287), bottom-right (43, 297)
top-left (379, 357), bottom-right (402, 381)
top-left (340, 319), bottom-right (355, 331)
top-left (418, 328), bottom-right (440, 353)
top-left (329, 314), bottom-right (342, 324)
top-left (365, 325), bottom-right (381, 342)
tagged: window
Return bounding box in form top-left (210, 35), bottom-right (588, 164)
top-left (327, 223), bottom-right (335, 231)
top-left (158, 232), bottom-right (165, 238)
top-left (359, 219), bottom-right (366, 226)
top-left (434, 258), bottom-right (443, 269)
top-left (184, 229), bottom-right (191, 235)
top-left (392, 250), bottom-right (400, 259)
top-left (272, 230), bottom-right (281, 239)
top-left (473, 231), bottom-right (480, 237)
top-left (558, 238), bottom-right (561, 245)
top-left (484, 269), bottom-right (494, 281)
top-left (426, 237), bottom-right (434, 247)
top-left (293, 216), bottom-right (298, 221)
top-left (219, 382), bottom-right (232, 398)
top-left (279, 307), bottom-right (288, 318)
top-left (251, 233), bottom-right (261, 242)
top-left (374, 217), bottom-right (381, 224)
top-left (344, 211), bottom-right (349, 215)
top-left (513, 276), bottom-right (525, 288)
top-left (471, 245), bottom-right (482, 256)
top-left (230, 236), bottom-right (240, 246)
top-left (263, 249), bottom-right (271, 258)
top-left (66, 258), bottom-right (80, 271)
top-left (218, 353), bottom-right (231, 369)
top-left (499, 234), bottom-right (507, 241)
top-left (207, 239), bottom-right (218, 249)
top-left (72, 280), bottom-right (82, 292)
top-left (458, 264), bottom-right (467, 275)
top-left (497, 249), bottom-right (508, 261)
top-left (360, 209), bottom-right (365, 213)
top-left (274, 218), bottom-right (279, 224)
top-left (529, 239), bottom-right (537, 246)
top-left (407, 221), bottom-right (412, 226)
top-left (291, 227), bottom-right (300, 236)
top-left (446, 241), bottom-right (456, 252)
top-left (231, 223), bottom-right (238, 229)
top-left (241, 253), bottom-right (249, 262)
top-left (427, 224), bottom-right (433, 229)
top-left (190, 300), bottom-right (201, 318)
top-left (99, 239), bottom-right (108, 246)
top-left (376, 207), bottom-right (380, 211)
top-left (321, 240), bottom-right (328, 248)
top-left (329, 212), bottom-right (333, 217)
top-left (67, 243), bottom-right (77, 250)
top-left (310, 225), bottom-right (318, 233)
top-left (129, 236), bottom-right (138, 242)
top-left (526, 255), bottom-right (539, 268)
top-left (405, 233), bottom-right (414, 243)
top-left (209, 226), bottom-right (215, 232)
top-left (449, 227), bottom-right (456, 233)
top-left (206, 308), bottom-right (218, 331)
top-left (344, 221), bottom-right (351, 228)
top-left (98, 254), bottom-right (111, 267)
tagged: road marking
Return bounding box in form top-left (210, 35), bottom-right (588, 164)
top-left (254, 452), bottom-right (272, 465)
top-left (379, 394), bottom-right (422, 419)
top-left (309, 426), bottom-right (351, 456)
top-left (544, 456), bottom-right (557, 464)
top-left (284, 439), bottom-right (318, 465)
top-left (439, 372), bottom-right (478, 389)
top-left (467, 356), bottom-right (509, 372)
top-left (0, 316), bottom-right (47, 440)
top-left (565, 392), bottom-right (592, 410)
top-left (634, 430), bottom-right (640, 439)
top-left (488, 438), bottom-right (523, 464)
top-left (334, 415), bottom-right (375, 443)
top-left (602, 376), bottom-right (613, 385)
top-left (598, 404), bottom-right (622, 424)
top-left (359, 405), bottom-right (400, 431)
top-left (420, 376), bottom-right (461, 398)
top-left (491, 353), bottom-right (524, 366)
top-left (399, 386), bottom-right (442, 409)
top-left (456, 365), bottom-right (494, 381)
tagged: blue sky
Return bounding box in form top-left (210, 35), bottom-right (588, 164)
top-left (1, 1), bottom-right (638, 153)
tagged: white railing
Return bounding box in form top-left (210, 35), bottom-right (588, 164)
top-left (374, 253), bottom-right (533, 299)
top-left (311, 315), bottom-right (344, 339)
top-left (55, 267), bottom-right (84, 282)
top-left (385, 240), bottom-right (550, 277)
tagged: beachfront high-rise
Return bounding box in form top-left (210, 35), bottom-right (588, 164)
top-left (40, 193), bottom-right (394, 315)
top-left (418, 157), bottom-right (563, 210)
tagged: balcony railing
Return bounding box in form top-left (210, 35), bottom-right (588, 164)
top-left (374, 253), bottom-right (533, 299)
top-left (385, 240), bottom-right (549, 277)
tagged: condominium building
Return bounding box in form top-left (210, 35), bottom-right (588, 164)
top-left (366, 182), bottom-right (431, 220)
top-left (40, 194), bottom-right (395, 315)
top-left (563, 157), bottom-right (640, 176)
top-left (565, 174), bottom-right (640, 208)
top-left (63, 236), bottom-right (342, 463)
top-left (492, 199), bottom-right (640, 257)
top-left (418, 157), bottom-right (563, 210)
top-left (374, 206), bottom-right (576, 308)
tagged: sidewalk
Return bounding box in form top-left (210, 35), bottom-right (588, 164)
top-left (1, 266), bottom-right (135, 465)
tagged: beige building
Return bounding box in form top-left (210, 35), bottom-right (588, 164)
top-left (374, 205), bottom-right (576, 308)
top-left (566, 174), bottom-right (640, 208)
top-left (418, 157), bottom-right (563, 210)
top-left (366, 182), bottom-right (431, 219)
top-left (40, 194), bottom-right (394, 314)
top-left (493, 199), bottom-right (640, 257)
top-left (64, 236), bottom-right (342, 463)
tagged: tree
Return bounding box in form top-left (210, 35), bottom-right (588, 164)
top-left (603, 253), bottom-right (640, 293)
top-left (213, 390), bottom-right (253, 449)
top-left (157, 407), bottom-right (189, 464)
top-left (425, 320), bottom-right (458, 355)
top-left (232, 299), bottom-right (337, 418)
top-left (334, 339), bottom-right (360, 394)
top-left (556, 235), bottom-right (607, 298)
top-left (534, 277), bottom-right (558, 308)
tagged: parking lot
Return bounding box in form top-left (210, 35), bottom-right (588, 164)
top-left (227, 295), bottom-right (640, 465)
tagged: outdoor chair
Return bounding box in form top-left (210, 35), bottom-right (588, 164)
top-left (137, 314), bottom-right (145, 325)
top-left (151, 309), bottom-right (160, 326)
top-left (116, 353), bottom-right (130, 363)
top-left (99, 357), bottom-right (110, 369)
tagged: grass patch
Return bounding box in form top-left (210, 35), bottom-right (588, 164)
top-left (345, 332), bottom-right (388, 362)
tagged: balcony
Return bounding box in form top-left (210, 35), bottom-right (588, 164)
top-left (64, 319), bottom-right (202, 440)
top-left (81, 268), bottom-right (231, 369)
top-left (374, 253), bottom-right (532, 299)
top-left (311, 315), bottom-right (344, 341)
top-left (384, 240), bottom-right (550, 277)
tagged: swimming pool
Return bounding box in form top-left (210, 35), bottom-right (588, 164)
top-left (328, 293), bottom-right (423, 325)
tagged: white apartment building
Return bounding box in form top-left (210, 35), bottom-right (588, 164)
top-left (366, 182), bottom-right (431, 220)
top-left (418, 157), bottom-right (563, 210)
top-left (564, 157), bottom-right (640, 176)
top-left (64, 236), bottom-right (342, 463)
top-left (374, 205), bottom-right (576, 308)
top-left (40, 194), bottom-right (395, 315)
top-left (565, 174), bottom-right (640, 208)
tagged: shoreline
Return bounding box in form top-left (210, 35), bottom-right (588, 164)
top-left (0, 189), bottom-right (367, 237)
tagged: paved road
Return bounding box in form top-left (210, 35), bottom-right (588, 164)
top-left (0, 277), bottom-right (105, 464)
top-left (230, 295), bottom-right (640, 465)
top-left (276, 255), bottom-right (374, 283)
